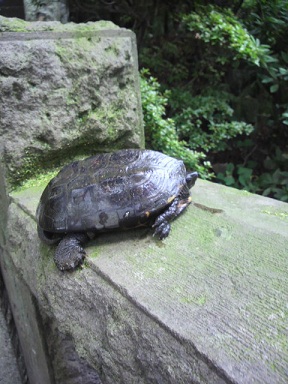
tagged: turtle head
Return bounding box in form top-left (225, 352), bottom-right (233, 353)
top-left (186, 171), bottom-right (198, 189)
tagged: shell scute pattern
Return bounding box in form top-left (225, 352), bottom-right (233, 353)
top-left (36, 149), bottom-right (198, 271)
top-left (38, 150), bottom-right (190, 233)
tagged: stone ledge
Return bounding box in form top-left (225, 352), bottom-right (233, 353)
top-left (0, 16), bottom-right (144, 188)
top-left (2, 179), bottom-right (288, 384)
top-left (0, 282), bottom-right (22, 384)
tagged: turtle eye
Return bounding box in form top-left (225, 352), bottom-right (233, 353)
top-left (186, 172), bottom-right (198, 188)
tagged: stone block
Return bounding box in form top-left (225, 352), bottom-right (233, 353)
top-left (23, 0), bottom-right (69, 22)
top-left (0, 279), bottom-right (22, 384)
top-left (0, 15), bottom-right (143, 383)
top-left (0, 16), bottom-right (144, 188)
top-left (1, 178), bottom-right (287, 383)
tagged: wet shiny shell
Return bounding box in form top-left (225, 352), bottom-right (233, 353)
top-left (37, 149), bottom-right (187, 233)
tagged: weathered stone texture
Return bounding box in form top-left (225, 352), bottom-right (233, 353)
top-left (3, 198), bottom-right (227, 384)
top-left (41, 316), bottom-right (102, 384)
top-left (0, 279), bottom-right (23, 384)
top-left (23, 0), bottom-right (69, 22)
top-left (1, 179), bottom-right (287, 384)
top-left (0, 15), bottom-right (144, 384)
top-left (0, 16), bottom-right (144, 188)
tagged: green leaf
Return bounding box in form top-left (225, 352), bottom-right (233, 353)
top-left (225, 176), bottom-right (236, 186)
top-left (279, 67), bottom-right (288, 75)
top-left (263, 188), bottom-right (271, 196)
top-left (261, 77), bottom-right (274, 84)
top-left (270, 84), bottom-right (279, 93)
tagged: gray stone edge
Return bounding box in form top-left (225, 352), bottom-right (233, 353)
top-left (10, 197), bottom-right (232, 383)
top-left (0, 29), bottom-right (134, 41)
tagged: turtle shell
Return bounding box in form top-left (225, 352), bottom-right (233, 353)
top-left (37, 149), bottom-right (187, 234)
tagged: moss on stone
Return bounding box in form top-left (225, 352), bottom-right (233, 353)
top-left (14, 169), bottom-right (58, 193)
top-left (105, 42), bottom-right (121, 56)
top-left (180, 295), bottom-right (207, 305)
top-left (261, 209), bottom-right (288, 220)
top-left (1, 15), bottom-right (143, 190)
top-left (7, 176), bottom-right (288, 383)
top-left (10, 148), bottom-right (87, 192)
top-left (8, 88), bottom-right (131, 190)
top-left (0, 16), bottom-right (119, 34)
top-left (0, 16), bottom-right (28, 32)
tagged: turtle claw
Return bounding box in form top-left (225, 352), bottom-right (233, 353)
top-left (54, 234), bottom-right (87, 271)
top-left (152, 221), bottom-right (171, 240)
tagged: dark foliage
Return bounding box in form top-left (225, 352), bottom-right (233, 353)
top-left (36, 0), bottom-right (288, 201)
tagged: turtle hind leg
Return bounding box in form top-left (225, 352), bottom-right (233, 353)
top-left (152, 193), bottom-right (192, 240)
top-left (54, 233), bottom-right (89, 271)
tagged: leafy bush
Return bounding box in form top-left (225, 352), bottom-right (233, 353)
top-left (140, 69), bottom-right (210, 176)
top-left (31, 0), bottom-right (288, 201)
top-left (217, 147), bottom-right (288, 202)
top-left (257, 148), bottom-right (288, 201)
top-left (240, 1), bottom-right (288, 128)
top-left (169, 89), bottom-right (253, 152)
top-left (182, 6), bottom-right (274, 67)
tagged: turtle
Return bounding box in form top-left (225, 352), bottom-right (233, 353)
top-left (36, 149), bottom-right (198, 271)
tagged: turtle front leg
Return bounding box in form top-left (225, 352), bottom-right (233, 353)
top-left (54, 233), bottom-right (89, 271)
top-left (152, 195), bottom-right (192, 240)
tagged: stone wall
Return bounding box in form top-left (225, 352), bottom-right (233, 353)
top-left (0, 16), bottom-right (144, 189)
top-left (0, 15), bottom-right (143, 383)
top-left (2, 176), bottom-right (288, 384)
